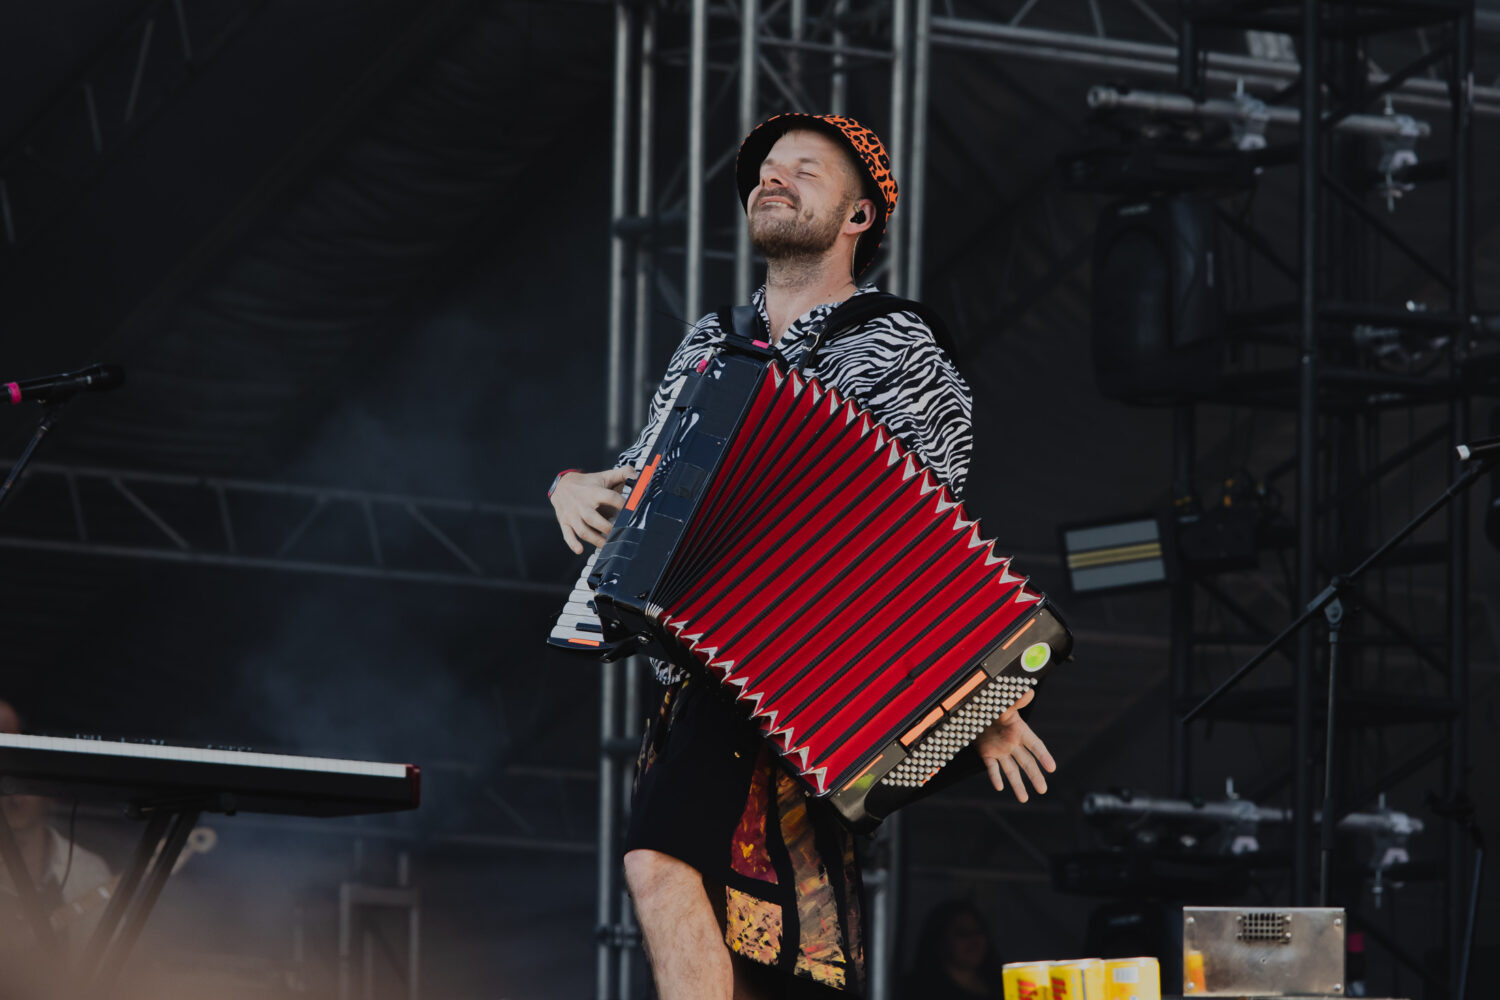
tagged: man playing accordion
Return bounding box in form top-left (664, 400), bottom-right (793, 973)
top-left (549, 114), bottom-right (1056, 1000)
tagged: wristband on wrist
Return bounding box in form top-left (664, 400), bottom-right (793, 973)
top-left (547, 468), bottom-right (583, 498)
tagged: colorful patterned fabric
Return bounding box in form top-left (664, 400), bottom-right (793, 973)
top-left (727, 744), bottom-right (865, 991)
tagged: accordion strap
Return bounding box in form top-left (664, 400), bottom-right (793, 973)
top-left (715, 294), bottom-right (958, 375)
top-left (799, 293), bottom-right (957, 375)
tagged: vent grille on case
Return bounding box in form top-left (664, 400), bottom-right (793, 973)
top-left (1236, 911), bottom-right (1292, 944)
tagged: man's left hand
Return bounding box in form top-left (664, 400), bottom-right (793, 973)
top-left (975, 688), bottom-right (1055, 803)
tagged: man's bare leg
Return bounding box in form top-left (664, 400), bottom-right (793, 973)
top-left (624, 848), bottom-right (733, 1000)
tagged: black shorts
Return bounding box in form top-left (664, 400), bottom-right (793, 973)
top-left (623, 676), bottom-right (868, 996)
top-left (623, 676), bottom-right (761, 874)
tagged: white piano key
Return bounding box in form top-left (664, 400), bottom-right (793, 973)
top-left (548, 630), bottom-right (604, 647)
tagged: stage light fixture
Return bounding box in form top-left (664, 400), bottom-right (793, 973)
top-left (1059, 515), bottom-right (1169, 596)
top-left (1090, 194), bottom-right (1224, 405)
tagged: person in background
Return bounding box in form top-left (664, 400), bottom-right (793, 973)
top-left (902, 897), bottom-right (1006, 999)
top-left (0, 699), bottom-right (113, 956)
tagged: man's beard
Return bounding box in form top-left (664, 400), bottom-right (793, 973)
top-left (748, 197), bottom-right (845, 262)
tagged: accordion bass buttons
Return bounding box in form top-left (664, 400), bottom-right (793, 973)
top-left (879, 676), bottom-right (1031, 788)
top-left (864, 609), bottom-right (1071, 806)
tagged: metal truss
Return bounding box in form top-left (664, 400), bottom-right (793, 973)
top-left (928, 1), bottom-right (1500, 116)
top-left (1142, 3), bottom-right (1481, 995)
top-left (0, 0), bottom-right (268, 271)
top-left (923, 0), bottom-right (1500, 360)
top-left (913, 0), bottom-right (1500, 378)
top-left (0, 462), bottom-right (565, 594)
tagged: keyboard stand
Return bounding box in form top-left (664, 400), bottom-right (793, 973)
top-left (0, 732), bottom-right (418, 988)
top-left (78, 798), bottom-right (210, 989)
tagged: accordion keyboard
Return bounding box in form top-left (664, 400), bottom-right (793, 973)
top-left (548, 550), bottom-right (605, 649)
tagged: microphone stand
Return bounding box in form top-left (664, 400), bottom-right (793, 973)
top-left (0, 393), bottom-right (72, 519)
top-left (1182, 449), bottom-right (1498, 912)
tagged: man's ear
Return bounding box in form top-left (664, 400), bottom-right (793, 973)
top-left (845, 198), bottom-right (876, 234)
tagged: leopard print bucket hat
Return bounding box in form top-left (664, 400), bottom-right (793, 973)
top-left (735, 113), bottom-right (898, 277)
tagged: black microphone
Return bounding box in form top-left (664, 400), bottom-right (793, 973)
top-left (4, 364), bottom-right (124, 405)
top-left (1457, 434), bottom-right (1500, 462)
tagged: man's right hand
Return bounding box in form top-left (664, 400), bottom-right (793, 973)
top-left (550, 467), bottom-right (638, 554)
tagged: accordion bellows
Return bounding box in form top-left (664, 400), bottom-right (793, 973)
top-left (576, 348), bottom-right (1070, 829)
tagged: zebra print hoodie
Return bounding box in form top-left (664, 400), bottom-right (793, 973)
top-left (618, 285), bottom-right (972, 493)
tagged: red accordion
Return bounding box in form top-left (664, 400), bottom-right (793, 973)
top-left (554, 339), bottom-right (1071, 829)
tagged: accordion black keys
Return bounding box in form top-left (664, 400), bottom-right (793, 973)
top-left (557, 343), bottom-right (1071, 829)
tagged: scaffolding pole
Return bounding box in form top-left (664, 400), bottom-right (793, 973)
top-left (600, 5), bottom-right (635, 998)
top-left (1445, 5), bottom-right (1476, 986)
top-left (1291, 0), bottom-right (1321, 907)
